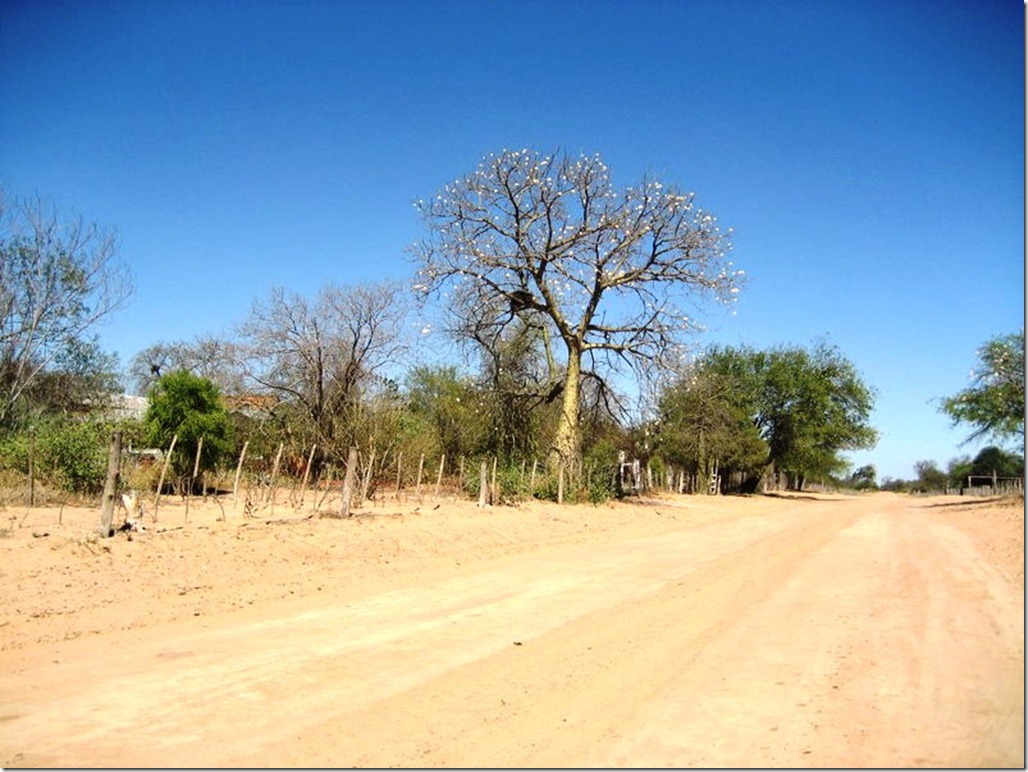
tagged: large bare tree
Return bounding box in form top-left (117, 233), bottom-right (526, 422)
top-left (128, 335), bottom-right (245, 396)
top-left (0, 193), bottom-right (132, 427)
top-left (412, 149), bottom-right (743, 467)
top-left (237, 281), bottom-right (408, 457)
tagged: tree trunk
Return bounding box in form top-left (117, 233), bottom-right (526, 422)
top-left (550, 346), bottom-right (582, 470)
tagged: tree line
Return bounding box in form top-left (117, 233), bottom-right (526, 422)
top-left (1, 150), bottom-right (1022, 503)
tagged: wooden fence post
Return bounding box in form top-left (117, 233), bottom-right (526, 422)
top-left (232, 440), bottom-right (249, 508)
top-left (186, 436), bottom-right (203, 522)
top-left (98, 431), bottom-right (123, 538)
top-left (28, 427), bottom-right (35, 508)
top-left (299, 444), bottom-right (317, 507)
top-left (360, 448), bottom-right (377, 505)
top-left (415, 453), bottom-right (425, 502)
top-left (316, 463), bottom-right (335, 512)
top-left (340, 446), bottom-right (359, 518)
top-left (153, 434), bottom-right (177, 522)
top-left (478, 461), bottom-right (488, 508)
top-left (434, 455), bottom-right (446, 501)
top-left (395, 451), bottom-right (404, 502)
top-left (267, 442), bottom-right (284, 511)
top-left (490, 457), bottom-right (498, 504)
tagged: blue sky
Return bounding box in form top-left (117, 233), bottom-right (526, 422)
top-left (1, 0), bottom-right (1023, 481)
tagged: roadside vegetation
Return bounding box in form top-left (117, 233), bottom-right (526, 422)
top-left (1, 159), bottom-right (1022, 507)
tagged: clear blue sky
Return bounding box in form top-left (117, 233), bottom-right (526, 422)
top-left (2, 0), bottom-right (1023, 481)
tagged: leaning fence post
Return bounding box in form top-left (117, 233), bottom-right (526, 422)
top-left (152, 434), bottom-right (177, 522)
top-left (267, 442), bottom-right (284, 512)
top-left (395, 451), bottom-right (404, 502)
top-left (434, 455), bottom-right (446, 501)
top-left (297, 444), bottom-right (316, 507)
top-left (415, 453), bottom-right (426, 502)
top-left (186, 436), bottom-right (203, 522)
top-left (478, 461), bottom-right (488, 508)
top-left (232, 440), bottom-right (249, 508)
top-left (359, 447), bottom-right (377, 504)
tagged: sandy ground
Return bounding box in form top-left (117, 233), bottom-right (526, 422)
top-left (0, 488), bottom-right (1022, 768)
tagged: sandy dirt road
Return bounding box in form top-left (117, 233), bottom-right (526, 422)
top-left (0, 492), bottom-right (1022, 767)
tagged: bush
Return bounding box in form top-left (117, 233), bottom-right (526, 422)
top-left (461, 459), bottom-right (537, 504)
top-left (1, 420), bottom-right (113, 495)
top-left (455, 449), bottom-right (625, 505)
top-left (42, 421), bottom-right (111, 494)
top-left (583, 440), bottom-right (622, 503)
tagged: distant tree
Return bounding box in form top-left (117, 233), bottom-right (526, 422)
top-left (237, 281), bottom-right (407, 460)
top-left (25, 336), bottom-right (121, 418)
top-left (144, 370), bottom-right (233, 483)
top-left (941, 331), bottom-right (1024, 451)
top-left (848, 464), bottom-right (878, 490)
top-left (404, 364), bottom-right (486, 462)
top-left (946, 455), bottom-right (973, 490)
top-left (0, 193), bottom-right (132, 428)
top-left (969, 445), bottom-right (1024, 479)
top-left (879, 476), bottom-right (910, 493)
top-left (129, 335), bottom-right (245, 396)
top-left (655, 362), bottom-right (767, 488)
top-left (912, 460), bottom-right (948, 493)
top-left (701, 342), bottom-right (878, 490)
top-left (412, 148), bottom-right (742, 469)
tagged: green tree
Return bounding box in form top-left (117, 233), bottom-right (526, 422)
top-left (941, 331), bottom-right (1024, 451)
top-left (913, 460), bottom-right (948, 494)
top-left (946, 455), bottom-right (973, 490)
top-left (848, 464), bottom-right (878, 491)
top-left (24, 337), bottom-right (121, 418)
top-left (404, 364), bottom-right (486, 463)
top-left (0, 193), bottom-right (131, 428)
top-left (969, 445), bottom-right (1024, 479)
top-left (144, 370), bottom-right (233, 483)
top-left (412, 148), bottom-right (742, 471)
top-left (702, 342), bottom-right (878, 490)
top-left (655, 363), bottom-right (767, 488)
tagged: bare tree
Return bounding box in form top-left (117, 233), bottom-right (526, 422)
top-left (237, 281), bottom-right (408, 457)
top-left (0, 193), bottom-right (132, 427)
top-left (411, 148), bottom-right (743, 467)
top-left (128, 335), bottom-right (245, 395)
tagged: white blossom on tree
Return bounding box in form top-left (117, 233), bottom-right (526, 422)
top-left (410, 148), bottom-right (743, 466)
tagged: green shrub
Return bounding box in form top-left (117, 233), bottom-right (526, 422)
top-left (0, 432), bottom-right (29, 473)
top-left (460, 459), bottom-right (537, 503)
top-left (39, 420), bottom-right (110, 494)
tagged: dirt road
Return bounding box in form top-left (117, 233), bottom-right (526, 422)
top-left (1, 492), bottom-right (1022, 767)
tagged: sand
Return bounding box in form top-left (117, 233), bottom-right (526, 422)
top-left (0, 488), bottom-right (1022, 767)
